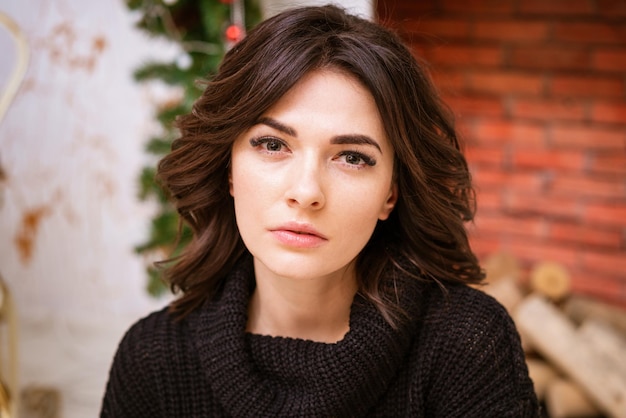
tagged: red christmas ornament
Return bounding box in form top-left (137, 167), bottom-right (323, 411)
top-left (225, 24), bottom-right (243, 43)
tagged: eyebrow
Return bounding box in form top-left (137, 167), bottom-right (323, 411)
top-left (331, 134), bottom-right (382, 153)
top-left (257, 117), bottom-right (297, 137)
top-left (256, 116), bottom-right (383, 153)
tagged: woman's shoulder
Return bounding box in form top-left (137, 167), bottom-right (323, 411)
top-left (412, 283), bottom-right (539, 415)
top-left (415, 281), bottom-right (524, 357)
top-left (102, 306), bottom-right (203, 415)
top-left (115, 305), bottom-right (188, 358)
top-left (422, 282), bottom-right (511, 326)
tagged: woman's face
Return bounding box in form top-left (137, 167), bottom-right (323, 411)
top-left (230, 69), bottom-right (397, 283)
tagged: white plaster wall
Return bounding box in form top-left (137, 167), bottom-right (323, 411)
top-left (263, 0), bottom-right (374, 18)
top-left (0, 0), bottom-right (175, 416)
top-left (0, 0), bottom-right (372, 416)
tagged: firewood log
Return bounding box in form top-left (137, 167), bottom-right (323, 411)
top-left (483, 252), bottom-right (523, 283)
top-left (564, 296), bottom-right (626, 336)
top-left (482, 277), bottom-right (524, 315)
top-left (518, 326), bottom-right (534, 354)
top-left (579, 319), bottom-right (626, 373)
top-left (526, 357), bottom-right (559, 401)
top-left (529, 261), bottom-right (571, 302)
top-left (516, 295), bottom-right (626, 418)
top-left (545, 378), bottom-right (602, 418)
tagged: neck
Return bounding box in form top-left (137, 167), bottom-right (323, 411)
top-left (246, 258), bottom-right (358, 343)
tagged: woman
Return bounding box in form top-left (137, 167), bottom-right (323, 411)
top-left (102, 5), bottom-right (539, 417)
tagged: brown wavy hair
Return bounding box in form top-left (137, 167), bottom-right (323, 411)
top-left (157, 4), bottom-right (484, 326)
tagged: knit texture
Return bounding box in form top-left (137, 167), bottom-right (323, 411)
top-left (101, 256), bottom-right (540, 417)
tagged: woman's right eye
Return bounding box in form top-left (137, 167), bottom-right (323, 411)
top-left (249, 137), bottom-right (287, 153)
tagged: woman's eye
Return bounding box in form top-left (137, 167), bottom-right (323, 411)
top-left (345, 153), bottom-right (363, 165)
top-left (338, 151), bottom-right (376, 167)
top-left (249, 137), bottom-right (287, 153)
top-left (265, 139), bottom-right (283, 152)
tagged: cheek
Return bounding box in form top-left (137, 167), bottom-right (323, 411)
top-left (230, 159), bottom-right (276, 218)
top-left (229, 152), bottom-right (251, 197)
top-left (336, 190), bottom-right (388, 231)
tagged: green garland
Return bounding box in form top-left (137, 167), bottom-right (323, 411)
top-left (127, 0), bottom-right (262, 296)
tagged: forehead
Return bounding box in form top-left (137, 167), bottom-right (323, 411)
top-left (260, 69), bottom-right (390, 147)
top-left (270, 69), bottom-right (373, 110)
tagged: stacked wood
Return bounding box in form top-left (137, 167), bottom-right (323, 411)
top-left (516, 296), bottom-right (625, 417)
top-left (545, 379), bottom-right (601, 418)
top-left (483, 252), bottom-right (523, 283)
top-left (564, 297), bottom-right (626, 336)
top-left (479, 253), bottom-right (626, 418)
top-left (529, 262), bottom-right (571, 303)
top-left (478, 253), bottom-right (526, 343)
top-left (525, 358), bottom-right (558, 401)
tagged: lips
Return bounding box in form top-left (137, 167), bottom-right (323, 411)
top-left (270, 222), bottom-right (327, 248)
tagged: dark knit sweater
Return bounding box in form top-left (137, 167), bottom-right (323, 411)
top-left (101, 256), bottom-right (539, 417)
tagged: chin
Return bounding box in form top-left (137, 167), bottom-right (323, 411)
top-left (253, 252), bottom-right (354, 282)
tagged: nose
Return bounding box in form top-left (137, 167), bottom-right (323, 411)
top-left (284, 159), bottom-right (326, 210)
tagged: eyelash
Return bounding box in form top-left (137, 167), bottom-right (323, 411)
top-left (248, 136), bottom-right (377, 168)
top-left (337, 151), bottom-right (376, 167)
top-left (249, 136), bottom-right (286, 152)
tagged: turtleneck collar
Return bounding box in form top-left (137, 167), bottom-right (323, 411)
top-left (190, 254), bottom-right (423, 417)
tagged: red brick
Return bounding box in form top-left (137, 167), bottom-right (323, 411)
top-left (550, 75), bottom-right (625, 99)
top-left (550, 176), bottom-right (626, 200)
top-left (504, 193), bottom-right (583, 219)
top-left (592, 49), bottom-right (626, 72)
top-left (580, 251), bottom-right (626, 276)
top-left (430, 70), bottom-right (465, 94)
top-left (518, 0), bottom-right (595, 15)
top-left (510, 46), bottom-right (590, 71)
top-left (465, 145), bottom-right (506, 166)
top-left (456, 119), bottom-right (473, 141)
top-left (403, 19), bottom-right (471, 40)
top-left (549, 222), bottom-right (624, 248)
top-left (441, 0), bottom-right (515, 14)
top-left (590, 101), bottom-right (626, 124)
top-left (588, 154), bottom-right (626, 176)
top-left (468, 71), bottom-right (545, 96)
top-left (410, 43), bottom-right (432, 62)
top-left (507, 239), bottom-right (582, 266)
top-left (472, 119), bottom-right (546, 147)
top-left (571, 270), bottom-right (626, 298)
top-left (468, 236), bottom-right (501, 258)
top-left (511, 98), bottom-right (587, 122)
top-left (445, 95), bottom-right (505, 118)
top-left (585, 203), bottom-right (626, 226)
top-left (571, 274), bottom-right (625, 305)
top-left (376, 0), bottom-right (437, 20)
top-left (474, 190), bottom-right (503, 211)
top-left (472, 168), bottom-right (546, 191)
top-left (473, 214), bottom-right (547, 238)
top-left (415, 49), bottom-right (435, 66)
top-left (551, 125), bottom-right (625, 151)
top-left (473, 20), bottom-right (550, 42)
top-left (554, 23), bottom-right (626, 45)
top-left (597, 0), bottom-right (626, 17)
top-left (511, 149), bottom-right (587, 171)
top-left (430, 45), bottom-right (503, 67)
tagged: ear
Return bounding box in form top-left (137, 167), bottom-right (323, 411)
top-left (378, 182), bottom-right (398, 221)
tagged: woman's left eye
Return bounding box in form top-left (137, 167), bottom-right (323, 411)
top-left (337, 151), bottom-right (376, 167)
top-left (249, 136), bottom-right (287, 153)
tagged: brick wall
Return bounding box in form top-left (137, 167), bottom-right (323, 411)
top-left (377, 0), bottom-right (626, 308)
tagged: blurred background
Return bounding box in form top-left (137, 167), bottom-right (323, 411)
top-left (0, 0), bottom-right (624, 417)
top-left (377, 0), bottom-right (626, 308)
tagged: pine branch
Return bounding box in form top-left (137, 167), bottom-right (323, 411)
top-left (127, 0), bottom-right (261, 297)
